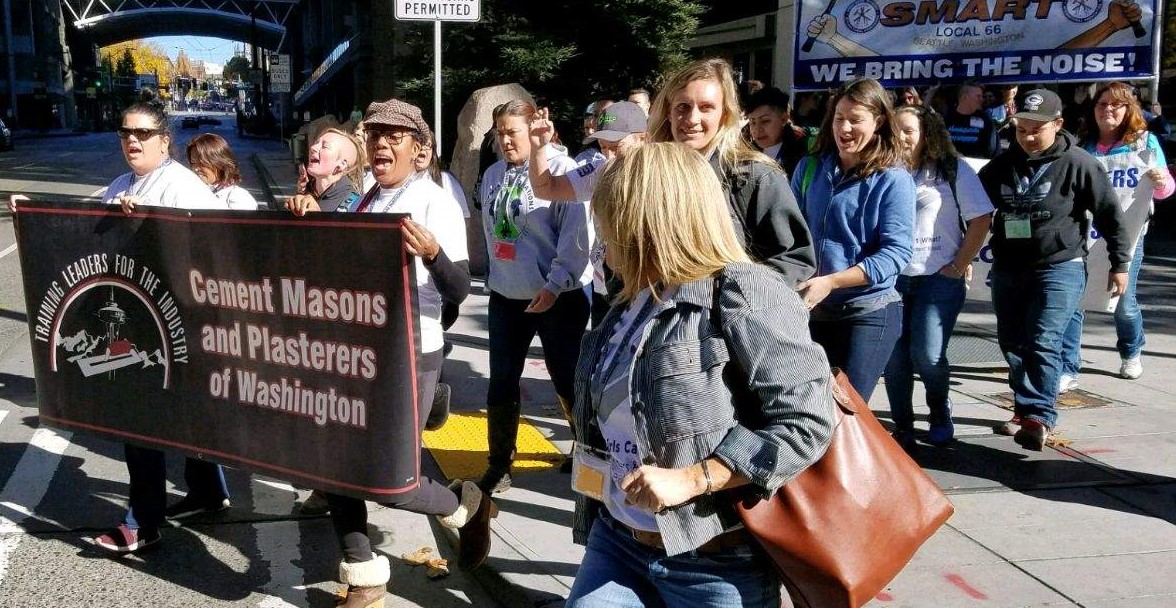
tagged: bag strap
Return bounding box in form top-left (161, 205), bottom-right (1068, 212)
top-left (940, 155), bottom-right (967, 235)
top-left (798, 155), bottom-right (819, 200)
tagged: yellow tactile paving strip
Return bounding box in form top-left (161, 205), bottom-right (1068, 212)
top-left (422, 412), bottom-right (564, 481)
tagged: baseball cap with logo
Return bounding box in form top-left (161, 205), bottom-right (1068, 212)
top-left (584, 101), bottom-right (648, 144)
top-left (1016, 89), bottom-right (1063, 122)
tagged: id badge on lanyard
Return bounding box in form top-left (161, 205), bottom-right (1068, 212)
top-left (1007, 162), bottom-right (1054, 239)
top-left (491, 168), bottom-right (527, 261)
top-left (571, 443), bottom-right (610, 501)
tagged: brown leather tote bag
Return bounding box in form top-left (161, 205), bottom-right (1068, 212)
top-left (732, 370), bottom-right (954, 608)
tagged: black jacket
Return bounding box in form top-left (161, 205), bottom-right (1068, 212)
top-left (978, 131), bottom-right (1130, 273)
top-left (710, 154), bottom-right (817, 288)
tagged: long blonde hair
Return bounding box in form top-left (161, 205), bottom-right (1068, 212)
top-left (592, 142), bottom-right (750, 302)
top-left (648, 58), bottom-right (773, 172)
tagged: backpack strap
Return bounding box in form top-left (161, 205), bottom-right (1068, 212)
top-left (798, 154), bottom-right (819, 200)
top-left (939, 155), bottom-right (966, 235)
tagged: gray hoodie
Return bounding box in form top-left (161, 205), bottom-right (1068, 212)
top-left (480, 145), bottom-right (592, 300)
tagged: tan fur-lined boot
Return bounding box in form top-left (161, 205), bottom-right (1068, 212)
top-left (335, 555), bottom-right (389, 608)
top-left (437, 480), bottom-right (498, 569)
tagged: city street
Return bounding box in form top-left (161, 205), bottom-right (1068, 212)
top-left (0, 118), bottom-right (500, 608)
top-left (2, 116), bottom-right (1176, 608)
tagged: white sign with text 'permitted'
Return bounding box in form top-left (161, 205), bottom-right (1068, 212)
top-left (395, 0), bottom-right (480, 21)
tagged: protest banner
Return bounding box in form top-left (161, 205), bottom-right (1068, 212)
top-left (16, 201), bottom-right (423, 501)
top-left (793, 0), bottom-right (1160, 90)
top-left (963, 155), bottom-right (1153, 312)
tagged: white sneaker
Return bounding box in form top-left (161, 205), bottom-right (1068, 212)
top-left (1120, 357), bottom-right (1143, 379)
top-left (1058, 374), bottom-right (1079, 393)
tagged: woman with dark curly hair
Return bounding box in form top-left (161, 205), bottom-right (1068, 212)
top-left (883, 106), bottom-right (993, 451)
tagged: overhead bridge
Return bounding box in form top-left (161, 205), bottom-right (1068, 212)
top-left (61, 0), bottom-right (297, 48)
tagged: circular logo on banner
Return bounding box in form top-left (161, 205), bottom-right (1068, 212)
top-left (1063, 0), bottom-right (1104, 23)
top-left (844, 0), bottom-right (881, 33)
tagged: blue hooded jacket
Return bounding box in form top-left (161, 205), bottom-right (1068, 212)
top-left (791, 154), bottom-right (916, 312)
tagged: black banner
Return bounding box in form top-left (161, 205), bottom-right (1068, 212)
top-left (16, 201), bottom-right (423, 501)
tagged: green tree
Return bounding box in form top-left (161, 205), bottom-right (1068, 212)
top-left (223, 56), bottom-right (252, 83)
top-left (393, 0), bottom-right (703, 157)
top-left (1163, 0), bottom-right (1176, 71)
top-left (115, 48), bottom-right (137, 78)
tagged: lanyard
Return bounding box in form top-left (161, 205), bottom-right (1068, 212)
top-left (594, 292), bottom-right (658, 388)
top-left (492, 163), bottom-right (529, 222)
top-left (1014, 161), bottom-right (1055, 201)
top-left (354, 173), bottom-right (419, 213)
top-left (128, 158), bottom-right (172, 199)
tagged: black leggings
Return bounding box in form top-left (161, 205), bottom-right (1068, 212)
top-left (326, 349), bottom-right (460, 563)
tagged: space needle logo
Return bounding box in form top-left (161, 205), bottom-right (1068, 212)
top-left (48, 278), bottom-right (174, 388)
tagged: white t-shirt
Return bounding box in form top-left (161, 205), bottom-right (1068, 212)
top-left (212, 184), bottom-right (260, 210)
top-left (440, 172), bottom-right (470, 219)
top-left (904, 161), bottom-right (995, 276)
top-left (101, 159), bottom-right (222, 209)
top-left (365, 177), bottom-right (469, 354)
top-left (575, 147), bottom-right (605, 167)
top-left (563, 157), bottom-right (608, 296)
top-left (594, 288), bottom-right (664, 533)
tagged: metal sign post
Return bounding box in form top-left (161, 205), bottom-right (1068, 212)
top-left (395, 0), bottom-right (481, 159)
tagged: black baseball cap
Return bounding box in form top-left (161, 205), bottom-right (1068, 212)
top-left (1016, 89), bottom-right (1063, 122)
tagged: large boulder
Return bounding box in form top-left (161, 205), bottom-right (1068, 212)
top-left (451, 83), bottom-right (533, 277)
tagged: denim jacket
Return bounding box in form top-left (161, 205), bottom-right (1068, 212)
top-left (571, 263), bottom-right (836, 556)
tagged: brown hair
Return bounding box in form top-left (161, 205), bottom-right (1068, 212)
top-left (185, 133), bottom-right (240, 187)
top-left (895, 106), bottom-right (958, 175)
top-left (493, 99), bottom-right (536, 124)
top-left (1080, 81), bottom-right (1149, 146)
top-left (814, 78), bottom-right (904, 178)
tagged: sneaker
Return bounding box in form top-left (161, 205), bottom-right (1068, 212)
top-left (298, 490), bottom-right (330, 515)
top-left (425, 382), bottom-right (451, 431)
top-left (994, 415), bottom-right (1021, 436)
top-left (1058, 374), bottom-right (1079, 393)
top-left (926, 419), bottom-right (955, 446)
top-left (1120, 356), bottom-right (1143, 379)
top-left (93, 524), bottom-right (160, 554)
top-left (1014, 418), bottom-right (1049, 452)
top-left (164, 495), bottom-right (230, 520)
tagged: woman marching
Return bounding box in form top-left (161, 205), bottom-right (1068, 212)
top-left (647, 58), bottom-right (816, 288)
top-left (790, 77), bottom-right (917, 402)
top-left (185, 133), bottom-right (259, 210)
top-left (12, 102), bottom-right (232, 553)
top-left (289, 98), bottom-right (493, 608)
top-left (883, 106), bottom-right (993, 451)
top-left (565, 142), bottom-right (834, 607)
top-left (477, 99), bottom-right (592, 494)
top-left (1058, 82), bottom-right (1174, 388)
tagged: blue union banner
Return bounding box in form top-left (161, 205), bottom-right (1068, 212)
top-left (16, 201), bottom-right (424, 501)
top-left (792, 0), bottom-right (1160, 90)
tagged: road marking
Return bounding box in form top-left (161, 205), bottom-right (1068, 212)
top-left (0, 410), bottom-right (7, 427)
top-left (0, 427), bottom-right (72, 586)
top-left (0, 244), bottom-right (16, 260)
top-left (90, 187), bottom-right (107, 198)
top-left (253, 478), bottom-right (306, 607)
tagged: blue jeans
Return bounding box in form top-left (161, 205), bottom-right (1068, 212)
top-left (809, 301), bottom-right (903, 402)
top-left (884, 274), bottom-right (967, 433)
top-left (990, 261), bottom-right (1087, 428)
top-left (1061, 235), bottom-right (1147, 375)
top-left (566, 514), bottom-right (780, 608)
top-left (123, 444), bottom-right (229, 532)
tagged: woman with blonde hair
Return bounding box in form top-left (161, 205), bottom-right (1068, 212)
top-left (566, 142), bottom-right (834, 607)
top-left (647, 57), bottom-right (815, 287)
top-left (791, 77), bottom-right (916, 402)
top-left (883, 106), bottom-right (993, 451)
top-left (286, 127), bottom-right (366, 214)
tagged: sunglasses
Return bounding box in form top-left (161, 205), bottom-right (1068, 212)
top-left (117, 127), bottom-right (163, 140)
top-left (365, 127), bottom-right (413, 145)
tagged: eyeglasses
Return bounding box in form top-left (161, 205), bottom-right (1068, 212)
top-left (1095, 102), bottom-right (1128, 111)
top-left (117, 127), bottom-right (163, 140)
top-left (365, 127), bottom-right (413, 145)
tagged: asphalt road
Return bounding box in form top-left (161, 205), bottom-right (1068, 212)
top-left (0, 115), bottom-right (499, 608)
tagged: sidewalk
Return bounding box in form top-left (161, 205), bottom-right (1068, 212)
top-left (11, 128), bottom-right (88, 140)
top-left (256, 150), bottom-right (1176, 607)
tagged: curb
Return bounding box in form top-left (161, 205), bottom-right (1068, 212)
top-left (251, 152), bottom-right (283, 210)
top-left (12, 131), bottom-right (88, 140)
